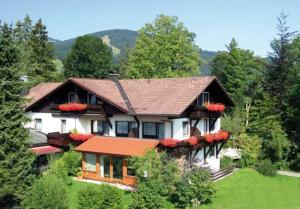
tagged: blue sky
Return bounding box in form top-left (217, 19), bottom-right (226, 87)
top-left (1, 0), bottom-right (299, 56)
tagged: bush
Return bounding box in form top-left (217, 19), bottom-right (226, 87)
top-left (22, 174), bottom-right (68, 209)
top-left (220, 156), bottom-right (233, 169)
top-left (172, 168), bottom-right (215, 209)
top-left (130, 178), bottom-right (164, 209)
top-left (46, 157), bottom-right (71, 185)
top-left (78, 184), bottom-right (123, 209)
top-left (61, 150), bottom-right (82, 176)
top-left (256, 159), bottom-right (277, 176)
top-left (237, 134), bottom-right (262, 167)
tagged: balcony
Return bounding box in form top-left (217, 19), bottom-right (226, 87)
top-left (189, 105), bottom-right (221, 119)
top-left (47, 132), bottom-right (70, 147)
top-left (50, 103), bottom-right (104, 115)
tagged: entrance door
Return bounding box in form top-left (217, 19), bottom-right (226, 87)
top-left (100, 155), bottom-right (110, 178)
top-left (112, 157), bottom-right (123, 179)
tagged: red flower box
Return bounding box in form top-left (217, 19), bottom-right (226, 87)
top-left (186, 136), bottom-right (198, 146)
top-left (58, 103), bottom-right (88, 112)
top-left (205, 103), bottom-right (225, 112)
top-left (160, 138), bottom-right (179, 148)
top-left (69, 133), bottom-right (94, 142)
top-left (215, 130), bottom-right (230, 141)
top-left (204, 134), bottom-right (215, 143)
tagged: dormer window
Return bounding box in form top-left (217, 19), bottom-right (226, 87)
top-left (68, 92), bottom-right (76, 103)
top-left (197, 92), bottom-right (209, 106)
top-left (87, 93), bottom-right (96, 105)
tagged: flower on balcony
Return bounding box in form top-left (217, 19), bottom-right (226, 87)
top-left (204, 133), bottom-right (215, 143)
top-left (215, 130), bottom-right (230, 141)
top-left (58, 103), bottom-right (88, 112)
top-left (160, 138), bottom-right (179, 147)
top-left (205, 103), bottom-right (225, 112)
top-left (186, 136), bottom-right (199, 146)
top-left (69, 133), bottom-right (94, 141)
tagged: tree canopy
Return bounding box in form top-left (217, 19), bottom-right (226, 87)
top-left (126, 15), bottom-right (200, 78)
top-left (64, 35), bottom-right (112, 78)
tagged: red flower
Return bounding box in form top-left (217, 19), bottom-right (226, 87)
top-left (186, 136), bottom-right (198, 145)
top-left (58, 103), bottom-right (88, 112)
top-left (204, 134), bottom-right (215, 143)
top-left (206, 103), bottom-right (225, 112)
top-left (160, 138), bottom-right (179, 147)
top-left (69, 133), bottom-right (94, 141)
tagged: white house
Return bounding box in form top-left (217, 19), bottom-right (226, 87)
top-left (25, 76), bottom-right (234, 184)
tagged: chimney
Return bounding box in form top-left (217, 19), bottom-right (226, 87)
top-left (109, 73), bottom-right (119, 82)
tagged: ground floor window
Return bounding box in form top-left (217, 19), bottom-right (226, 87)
top-left (115, 121), bottom-right (138, 137)
top-left (142, 122), bottom-right (165, 139)
top-left (85, 153), bottom-right (96, 171)
top-left (112, 156), bottom-right (123, 179)
top-left (209, 145), bottom-right (215, 157)
top-left (91, 120), bottom-right (109, 135)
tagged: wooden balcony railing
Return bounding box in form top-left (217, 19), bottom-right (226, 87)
top-left (47, 132), bottom-right (70, 147)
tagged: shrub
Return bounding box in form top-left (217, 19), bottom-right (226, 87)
top-left (46, 157), bottom-right (71, 185)
top-left (130, 179), bottom-right (164, 209)
top-left (220, 156), bottom-right (233, 169)
top-left (61, 150), bottom-right (82, 176)
top-left (256, 159), bottom-right (277, 176)
top-left (78, 184), bottom-right (123, 209)
top-left (172, 168), bottom-right (215, 209)
top-left (237, 134), bottom-right (262, 167)
top-left (22, 174), bottom-right (68, 209)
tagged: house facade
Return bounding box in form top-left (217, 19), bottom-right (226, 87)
top-left (25, 76), bottom-right (234, 185)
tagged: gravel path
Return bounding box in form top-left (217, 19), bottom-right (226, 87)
top-left (277, 170), bottom-right (300, 178)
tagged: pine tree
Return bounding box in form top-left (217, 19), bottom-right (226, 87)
top-left (64, 35), bottom-right (112, 78)
top-left (0, 23), bottom-right (36, 207)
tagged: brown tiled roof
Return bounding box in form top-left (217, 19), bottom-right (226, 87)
top-left (25, 83), bottom-right (61, 108)
top-left (120, 76), bottom-right (215, 116)
top-left (70, 78), bottom-right (128, 112)
top-left (75, 136), bottom-right (159, 156)
top-left (25, 76), bottom-right (232, 116)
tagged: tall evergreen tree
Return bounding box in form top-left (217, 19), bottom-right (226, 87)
top-left (64, 35), bottom-right (112, 78)
top-left (265, 12), bottom-right (297, 116)
top-left (126, 15), bottom-right (200, 78)
top-left (0, 23), bottom-right (36, 207)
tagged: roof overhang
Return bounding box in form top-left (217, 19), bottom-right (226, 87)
top-left (75, 136), bottom-right (159, 157)
top-left (31, 145), bottom-right (62, 155)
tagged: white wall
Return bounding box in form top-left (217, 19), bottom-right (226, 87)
top-left (193, 143), bottom-right (221, 172)
top-left (172, 118), bottom-right (190, 140)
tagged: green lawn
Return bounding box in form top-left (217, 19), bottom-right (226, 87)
top-left (68, 169), bottom-right (300, 209)
top-left (201, 168), bottom-right (300, 209)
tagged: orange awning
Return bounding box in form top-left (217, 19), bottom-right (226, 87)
top-left (75, 136), bottom-right (159, 157)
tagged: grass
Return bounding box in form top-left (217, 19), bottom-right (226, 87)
top-left (200, 168), bottom-right (300, 209)
top-left (68, 169), bottom-right (300, 209)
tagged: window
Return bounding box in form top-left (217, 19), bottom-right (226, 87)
top-left (209, 118), bottom-right (215, 132)
top-left (112, 157), bottom-right (123, 179)
top-left (100, 155), bottom-right (110, 178)
top-left (196, 92), bottom-right (210, 106)
top-left (34, 118), bottom-right (42, 130)
top-left (182, 121), bottom-right (189, 135)
top-left (85, 153), bottom-right (96, 171)
top-left (142, 122), bottom-right (165, 139)
top-left (116, 121), bottom-right (137, 137)
top-left (68, 92), bottom-right (76, 103)
top-left (209, 145), bottom-right (215, 157)
top-left (61, 120), bottom-right (67, 133)
top-left (87, 93), bottom-right (96, 105)
top-left (91, 120), bottom-right (109, 135)
top-left (204, 119), bottom-right (209, 134)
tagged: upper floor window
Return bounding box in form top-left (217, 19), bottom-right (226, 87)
top-left (87, 93), bottom-right (97, 105)
top-left (204, 119), bottom-right (209, 134)
top-left (142, 122), bottom-right (165, 139)
top-left (61, 119), bottom-right (67, 133)
top-left (116, 121), bottom-right (138, 137)
top-left (34, 118), bottom-right (42, 130)
top-left (91, 120), bottom-right (109, 136)
top-left (68, 92), bottom-right (76, 103)
top-left (182, 121), bottom-right (189, 135)
top-left (196, 92), bottom-right (210, 106)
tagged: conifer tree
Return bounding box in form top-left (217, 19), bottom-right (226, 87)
top-left (0, 23), bottom-right (36, 207)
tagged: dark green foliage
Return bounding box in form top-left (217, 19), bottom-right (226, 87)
top-left (172, 168), bottom-right (215, 209)
top-left (61, 150), bottom-right (82, 176)
top-left (0, 23), bottom-right (36, 207)
top-left (64, 35), bottom-right (112, 78)
top-left (256, 160), bottom-right (277, 176)
top-left (220, 156), bottom-right (233, 169)
top-left (126, 15), bottom-right (200, 78)
top-left (22, 174), bottom-right (68, 209)
top-left (77, 184), bottom-right (123, 209)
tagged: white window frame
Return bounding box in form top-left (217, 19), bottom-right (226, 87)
top-left (204, 118), bottom-right (209, 134)
top-left (61, 119), bottom-right (67, 133)
top-left (182, 121), bottom-right (189, 136)
top-left (34, 118), bottom-right (42, 131)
